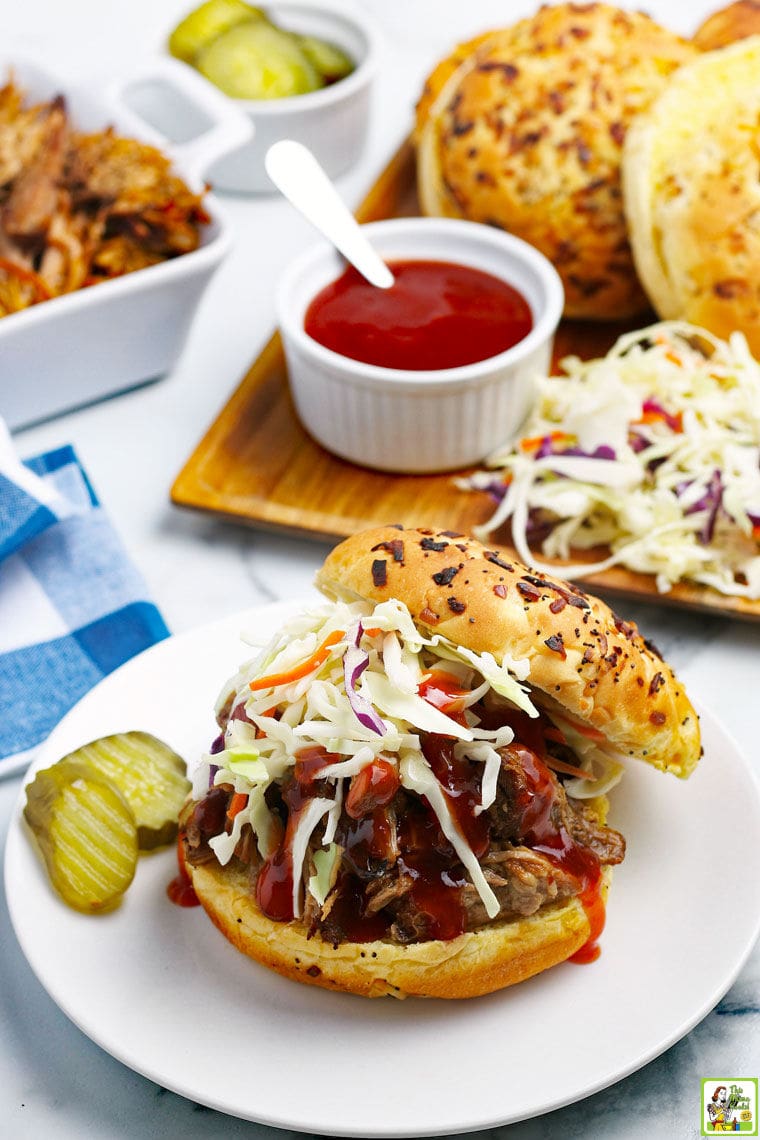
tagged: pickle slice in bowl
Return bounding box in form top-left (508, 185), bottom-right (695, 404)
top-left (168, 0), bottom-right (265, 63)
top-left (24, 761), bottom-right (138, 912)
top-left (196, 20), bottom-right (323, 99)
top-left (296, 35), bottom-right (354, 84)
top-left (66, 731), bottom-right (191, 850)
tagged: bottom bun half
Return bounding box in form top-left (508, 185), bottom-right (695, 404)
top-left (187, 859), bottom-right (611, 1000)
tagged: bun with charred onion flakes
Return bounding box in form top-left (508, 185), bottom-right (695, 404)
top-left (183, 526), bottom-right (700, 998)
top-left (414, 3), bottom-right (697, 320)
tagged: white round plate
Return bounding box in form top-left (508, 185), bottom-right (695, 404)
top-left (5, 602), bottom-right (760, 1137)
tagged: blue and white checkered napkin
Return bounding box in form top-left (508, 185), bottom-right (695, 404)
top-left (0, 420), bottom-right (169, 777)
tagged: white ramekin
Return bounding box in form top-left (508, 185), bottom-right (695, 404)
top-left (276, 217), bottom-right (565, 473)
top-left (193, 1), bottom-right (380, 193)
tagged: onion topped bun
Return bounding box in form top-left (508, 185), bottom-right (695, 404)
top-left (414, 3), bottom-right (697, 320)
top-left (183, 526), bottom-right (700, 999)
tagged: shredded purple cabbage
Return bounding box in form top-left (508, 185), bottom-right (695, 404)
top-left (209, 733), bottom-right (225, 755)
top-left (685, 470), bottom-right (724, 543)
top-left (208, 763), bottom-right (219, 788)
top-left (535, 435), bottom-right (616, 461)
top-left (526, 509), bottom-right (556, 543)
top-left (342, 645), bottom-right (387, 736)
top-left (642, 396), bottom-right (681, 433)
top-left (483, 478), bottom-right (511, 505)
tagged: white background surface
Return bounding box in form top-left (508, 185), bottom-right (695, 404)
top-left (1, 1), bottom-right (759, 1138)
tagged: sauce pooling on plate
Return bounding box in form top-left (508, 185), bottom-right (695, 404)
top-left (304, 259), bottom-right (533, 371)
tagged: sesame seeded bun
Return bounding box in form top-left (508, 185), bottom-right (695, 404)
top-left (316, 525), bottom-right (701, 778)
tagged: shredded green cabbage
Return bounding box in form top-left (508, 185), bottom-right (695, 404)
top-left (308, 843), bottom-right (341, 907)
top-left (462, 322), bottom-right (760, 598)
top-left (199, 598), bottom-right (624, 920)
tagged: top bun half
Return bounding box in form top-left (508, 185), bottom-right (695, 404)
top-left (316, 526), bottom-right (701, 779)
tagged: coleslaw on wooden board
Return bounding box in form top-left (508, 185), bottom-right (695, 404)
top-left (462, 322), bottom-right (760, 600)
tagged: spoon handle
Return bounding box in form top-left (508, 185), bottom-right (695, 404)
top-left (265, 140), bottom-right (394, 289)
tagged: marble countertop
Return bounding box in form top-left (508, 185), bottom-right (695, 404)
top-left (1, 1), bottom-right (758, 1137)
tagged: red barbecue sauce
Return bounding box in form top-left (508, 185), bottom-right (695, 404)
top-left (417, 670), bottom-right (472, 723)
top-left (510, 744), bottom-right (605, 963)
top-left (168, 785), bottom-right (229, 908)
top-left (255, 746), bottom-right (339, 921)
top-left (180, 693), bottom-right (605, 959)
top-left (304, 260), bottom-right (533, 371)
top-left (345, 757), bottom-right (400, 818)
top-left (167, 834), bottom-right (200, 907)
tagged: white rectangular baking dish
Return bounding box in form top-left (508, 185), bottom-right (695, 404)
top-left (0, 56), bottom-right (252, 430)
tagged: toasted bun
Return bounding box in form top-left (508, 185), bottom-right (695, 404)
top-left (187, 853), bottom-right (611, 999)
top-left (316, 526), bottom-right (701, 778)
top-left (622, 37), bottom-right (760, 355)
top-left (415, 3), bottom-right (696, 319)
top-left (693, 0), bottom-right (760, 49)
top-left (413, 30), bottom-right (496, 138)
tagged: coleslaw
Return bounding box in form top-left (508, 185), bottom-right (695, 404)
top-left (192, 597), bottom-right (625, 921)
top-left (461, 322), bottom-right (760, 598)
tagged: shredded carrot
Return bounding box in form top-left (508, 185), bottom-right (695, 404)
top-left (364, 627), bottom-right (382, 638)
top-left (543, 725), bottom-right (567, 745)
top-left (572, 721), bottom-right (607, 743)
top-left (634, 408), bottom-right (683, 431)
top-left (249, 629), bottom-right (345, 691)
top-left (0, 257), bottom-right (52, 302)
top-left (554, 715), bottom-right (607, 744)
top-left (654, 335), bottom-right (682, 367)
top-left (227, 792), bottom-right (248, 820)
top-left (520, 430), bottom-right (576, 453)
top-left (545, 756), bottom-right (595, 780)
top-left (255, 707), bottom-right (277, 739)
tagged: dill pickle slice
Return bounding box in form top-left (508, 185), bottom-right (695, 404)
top-left (24, 760), bottom-right (138, 912)
top-left (296, 35), bottom-right (354, 83)
top-left (65, 732), bottom-right (191, 850)
top-left (168, 0), bottom-right (265, 63)
top-left (196, 20), bottom-right (322, 99)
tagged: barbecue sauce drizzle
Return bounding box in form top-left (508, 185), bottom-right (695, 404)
top-left (172, 675), bottom-right (606, 960)
top-left (167, 835), bottom-right (199, 907)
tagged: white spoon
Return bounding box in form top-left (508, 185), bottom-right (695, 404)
top-left (265, 139), bottom-right (395, 289)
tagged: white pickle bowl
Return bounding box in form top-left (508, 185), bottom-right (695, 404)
top-left (276, 217), bottom-right (565, 474)
top-left (177, 0), bottom-right (381, 194)
top-left (0, 55), bottom-right (253, 431)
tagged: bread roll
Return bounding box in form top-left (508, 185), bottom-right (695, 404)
top-left (415, 3), bottom-right (696, 320)
top-left (693, 0), bottom-right (760, 49)
top-left (188, 856), bottom-right (611, 999)
top-left (622, 37), bottom-right (760, 355)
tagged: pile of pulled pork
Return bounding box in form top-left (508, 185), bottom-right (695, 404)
top-left (184, 722), bottom-right (627, 947)
top-left (0, 78), bottom-right (209, 317)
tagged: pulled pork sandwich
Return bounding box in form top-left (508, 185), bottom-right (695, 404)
top-left (182, 526), bottom-right (700, 998)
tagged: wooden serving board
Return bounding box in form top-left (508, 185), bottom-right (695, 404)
top-left (171, 137), bottom-right (760, 622)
